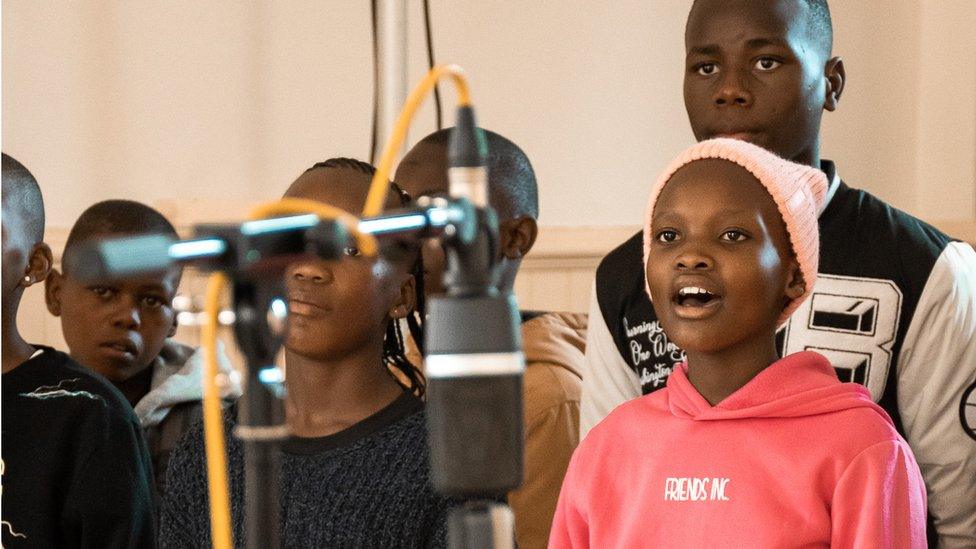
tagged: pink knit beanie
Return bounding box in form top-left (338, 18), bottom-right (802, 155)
top-left (642, 138), bottom-right (828, 326)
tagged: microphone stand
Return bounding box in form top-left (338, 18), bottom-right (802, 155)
top-left (231, 277), bottom-right (287, 549)
top-left (181, 219), bottom-right (334, 549)
top-left (69, 200), bottom-right (503, 548)
top-left (425, 206), bottom-right (522, 549)
top-left (424, 112), bottom-right (523, 549)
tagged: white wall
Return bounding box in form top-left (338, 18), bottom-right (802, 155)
top-left (4, 0), bottom-right (974, 232)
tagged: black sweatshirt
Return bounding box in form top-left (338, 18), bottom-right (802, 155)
top-left (160, 392), bottom-right (457, 548)
top-left (1, 346), bottom-right (156, 548)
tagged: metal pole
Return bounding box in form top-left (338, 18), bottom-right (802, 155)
top-left (234, 280), bottom-right (288, 549)
top-left (375, 0), bottom-right (409, 162)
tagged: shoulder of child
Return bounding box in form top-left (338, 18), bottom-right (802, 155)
top-left (828, 395), bottom-right (906, 445)
top-left (14, 347), bottom-right (141, 426)
top-left (31, 350), bottom-right (159, 545)
top-left (3, 346), bottom-right (156, 545)
top-left (828, 182), bottom-right (955, 259)
top-left (521, 311), bottom-right (586, 419)
top-left (579, 389), bottom-right (669, 449)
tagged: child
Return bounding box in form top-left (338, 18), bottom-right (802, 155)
top-left (1, 154), bottom-right (156, 547)
top-left (160, 158), bottom-right (451, 547)
top-left (551, 138), bottom-right (927, 547)
top-left (580, 1), bottom-right (976, 543)
top-left (396, 129), bottom-right (586, 549)
top-left (44, 199), bottom-right (242, 498)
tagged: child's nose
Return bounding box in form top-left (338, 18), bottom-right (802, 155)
top-left (714, 69), bottom-right (753, 107)
top-left (111, 297), bottom-right (141, 329)
top-left (289, 260), bottom-right (334, 285)
top-left (676, 250), bottom-right (714, 271)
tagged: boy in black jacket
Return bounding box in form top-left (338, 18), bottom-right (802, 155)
top-left (1, 153), bottom-right (156, 547)
top-left (580, 1), bottom-right (976, 545)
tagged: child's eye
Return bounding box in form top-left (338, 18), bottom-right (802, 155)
top-left (755, 58), bottom-right (781, 71)
top-left (656, 230), bottom-right (679, 243)
top-left (141, 295), bottom-right (166, 309)
top-left (696, 63), bottom-right (718, 76)
top-left (721, 230), bottom-right (748, 242)
top-left (343, 246), bottom-right (361, 257)
top-left (90, 287), bottom-right (116, 299)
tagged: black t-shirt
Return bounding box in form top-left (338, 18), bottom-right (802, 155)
top-left (1, 346), bottom-right (156, 548)
top-left (160, 391), bottom-right (458, 548)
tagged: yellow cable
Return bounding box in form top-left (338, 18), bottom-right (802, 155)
top-left (201, 200), bottom-right (378, 547)
top-left (363, 64), bottom-right (472, 217)
top-left (202, 272), bottom-right (233, 549)
top-left (202, 64), bottom-right (474, 548)
top-left (248, 198), bottom-right (379, 257)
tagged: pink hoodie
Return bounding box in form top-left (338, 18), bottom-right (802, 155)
top-left (549, 351), bottom-right (927, 548)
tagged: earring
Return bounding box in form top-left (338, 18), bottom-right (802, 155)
top-left (391, 305), bottom-right (405, 318)
top-left (22, 275), bottom-right (32, 287)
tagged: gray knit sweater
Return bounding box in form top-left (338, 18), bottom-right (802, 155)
top-left (159, 393), bottom-right (454, 548)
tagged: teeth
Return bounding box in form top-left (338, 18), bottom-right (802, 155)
top-left (678, 286), bottom-right (712, 297)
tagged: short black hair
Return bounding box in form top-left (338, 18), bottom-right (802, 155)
top-left (2, 153), bottom-right (45, 243)
top-left (689, 0), bottom-right (833, 57)
top-left (410, 128), bottom-right (539, 221)
top-left (804, 0), bottom-right (833, 55)
top-left (63, 199), bottom-right (179, 271)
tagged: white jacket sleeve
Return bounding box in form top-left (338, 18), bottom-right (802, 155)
top-left (896, 242), bottom-right (976, 548)
top-left (579, 281), bottom-right (641, 439)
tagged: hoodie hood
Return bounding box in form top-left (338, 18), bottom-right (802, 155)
top-left (667, 351), bottom-right (891, 424)
top-left (521, 312), bottom-right (587, 379)
top-left (133, 339), bottom-right (243, 427)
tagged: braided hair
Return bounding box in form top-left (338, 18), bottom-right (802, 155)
top-left (386, 181), bottom-right (427, 396)
top-left (305, 157), bottom-right (427, 396)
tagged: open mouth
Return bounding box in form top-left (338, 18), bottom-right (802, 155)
top-left (674, 286), bottom-right (721, 308)
top-left (101, 340), bottom-right (138, 359)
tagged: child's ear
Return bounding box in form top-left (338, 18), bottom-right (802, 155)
top-left (784, 262), bottom-right (807, 301)
top-left (499, 216), bottom-right (538, 260)
top-left (27, 243), bottom-right (53, 286)
top-left (44, 268), bottom-right (64, 317)
top-left (824, 57), bottom-right (845, 112)
top-left (390, 273), bottom-right (417, 320)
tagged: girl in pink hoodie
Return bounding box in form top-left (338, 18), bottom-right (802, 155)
top-left (549, 139), bottom-right (927, 548)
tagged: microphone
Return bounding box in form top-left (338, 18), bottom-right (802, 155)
top-left (65, 216), bottom-right (350, 282)
top-left (65, 234), bottom-right (178, 281)
top-left (425, 107), bottom-right (525, 499)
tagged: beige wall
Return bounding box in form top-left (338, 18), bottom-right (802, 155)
top-left (4, 1), bottom-right (974, 229)
top-left (5, 1), bottom-right (976, 342)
